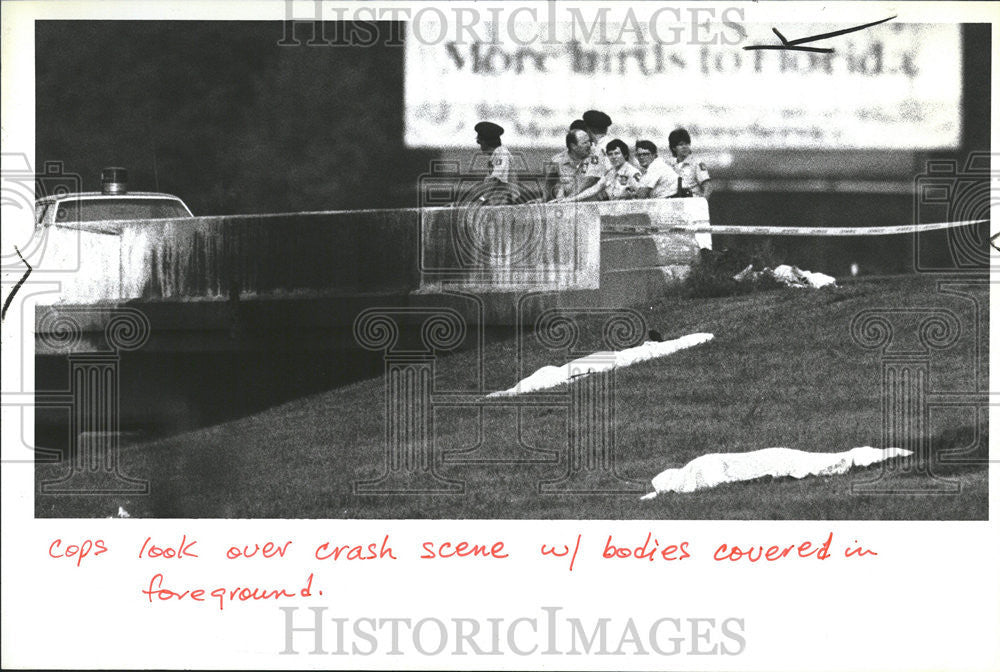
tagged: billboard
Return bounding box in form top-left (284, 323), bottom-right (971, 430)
top-left (405, 14), bottom-right (961, 150)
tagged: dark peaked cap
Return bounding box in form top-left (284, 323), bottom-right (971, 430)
top-left (582, 110), bottom-right (612, 129)
top-left (474, 121), bottom-right (505, 139)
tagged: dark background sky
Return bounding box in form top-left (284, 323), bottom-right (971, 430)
top-left (36, 21), bottom-right (435, 215)
top-left (36, 22), bottom-right (989, 225)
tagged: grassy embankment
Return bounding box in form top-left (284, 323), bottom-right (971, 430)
top-left (36, 274), bottom-right (988, 519)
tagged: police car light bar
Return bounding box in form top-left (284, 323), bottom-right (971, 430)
top-left (101, 166), bottom-right (128, 195)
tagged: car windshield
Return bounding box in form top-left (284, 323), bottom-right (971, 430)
top-left (55, 198), bottom-right (190, 223)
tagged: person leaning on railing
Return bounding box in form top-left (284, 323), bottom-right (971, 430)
top-left (546, 127), bottom-right (605, 202)
top-left (634, 140), bottom-right (680, 199)
top-left (553, 139), bottom-right (642, 203)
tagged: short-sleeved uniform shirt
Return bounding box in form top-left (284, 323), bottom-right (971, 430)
top-left (601, 162), bottom-right (643, 200)
top-left (551, 149), bottom-right (604, 199)
top-left (673, 154), bottom-right (710, 195)
top-left (593, 135), bottom-right (614, 173)
top-left (639, 157), bottom-right (680, 198)
top-left (487, 145), bottom-right (514, 184)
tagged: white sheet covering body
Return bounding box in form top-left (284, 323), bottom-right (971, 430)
top-left (488, 333), bottom-right (714, 397)
top-left (642, 446), bottom-right (913, 499)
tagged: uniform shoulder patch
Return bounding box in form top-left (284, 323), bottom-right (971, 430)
top-left (699, 162), bottom-right (707, 171)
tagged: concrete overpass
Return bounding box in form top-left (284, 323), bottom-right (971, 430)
top-left (35, 198), bottom-right (711, 353)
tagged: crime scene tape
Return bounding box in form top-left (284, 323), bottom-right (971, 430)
top-left (672, 218), bottom-right (990, 236)
top-left (602, 218), bottom-right (989, 235)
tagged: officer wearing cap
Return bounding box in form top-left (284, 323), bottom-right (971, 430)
top-left (582, 110), bottom-right (613, 173)
top-left (474, 121), bottom-right (514, 185)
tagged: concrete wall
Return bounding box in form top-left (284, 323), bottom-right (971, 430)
top-left (418, 201), bottom-right (599, 291)
top-left (120, 211), bottom-right (422, 300)
top-left (35, 198), bottom-right (707, 330)
top-left (38, 198), bottom-right (708, 304)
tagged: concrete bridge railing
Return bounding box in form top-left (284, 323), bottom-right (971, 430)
top-left (36, 198), bottom-right (709, 308)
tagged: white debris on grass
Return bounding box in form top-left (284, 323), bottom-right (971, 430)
top-left (772, 264), bottom-right (837, 288)
top-left (117, 506), bottom-right (130, 518)
top-left (106, 506), bottom-right (131, 519)
top-left (641, 446), bottom-right (912, 499)
top-left (488, 333), bottom-right (714, 397)
top-left (733, 264), bottom-right (836, 289)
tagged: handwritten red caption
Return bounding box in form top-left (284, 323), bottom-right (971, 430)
top-left (227, 541), bottom-right (292, 559)
top-left (541, 533), bottom-right (582, 571)
top-left (420, 539), bottom-right (508, 560)
top-left (138, 535), bottom-right (198, 559)
top-left (539, 533), bottom-right (691, 572)
top-left (310, 535), bottom-right (508, 561)
top-left (143, 573), bottom-right (318, 611)
top-left (603, 534), bottom-right (692, 562)
top-left (713, 532), bottom-right (877, 562)
top-left (48, 539), bottom-right (108, 567)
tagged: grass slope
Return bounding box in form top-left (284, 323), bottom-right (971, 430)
top-left (36, 275), bottom-right (988, 519)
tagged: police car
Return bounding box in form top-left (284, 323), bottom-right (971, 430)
top-left (34, 167), bottom-right (193, 228)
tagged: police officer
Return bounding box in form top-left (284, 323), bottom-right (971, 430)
top-left (582, 110), bottom-right (613, 172)
top-left (668, 128), bottom-right (712, 198)
top-left (547, 128), bottom-right (604, 201)
top-left (474, 121), bottom-right (514, 185)
top-left (634, 140), bottom-right (679, 199)
top-left (557, 138), bottom-right (642, 202)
